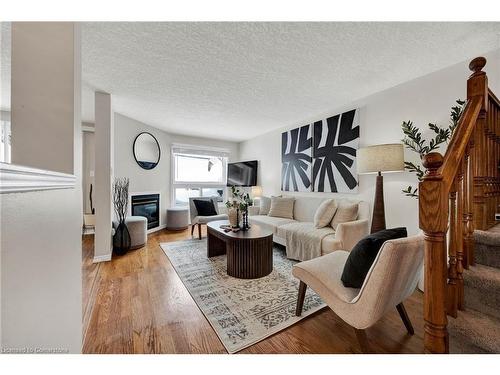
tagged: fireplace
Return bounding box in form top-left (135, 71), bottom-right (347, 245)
top-left (131, 194), bottom-right (160, 229)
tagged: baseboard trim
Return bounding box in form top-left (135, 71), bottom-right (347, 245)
top-left (148, 224), bottom-right (166, 234)
top-left (93, 253), bottom-right (112, 263)
top-left (0, 162), bottom-right (76, 194)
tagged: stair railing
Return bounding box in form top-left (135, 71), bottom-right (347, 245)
top-left (419, 57), bottom-right (500, 353)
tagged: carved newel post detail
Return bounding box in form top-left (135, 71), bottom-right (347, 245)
top-left (419, 152), bottom-right (449, 353)
top-left (469, 57), bottom-right (489, 231)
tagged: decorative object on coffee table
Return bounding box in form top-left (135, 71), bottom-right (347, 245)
top-left (112, 177), bottom-right (131, 255)
top-left (225, 186), bottom-right (253, 231)
top-left (227, 206), bottom-right (239, 228)
top-left (357, 144), bottom-right (404, 233)
top-left (207, 220), bottom-right (273, 279)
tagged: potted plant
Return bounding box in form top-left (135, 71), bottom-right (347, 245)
top-left (225, 186), bottom-right (253, 230)
top-left (112, 177), bottom-right (131, 255)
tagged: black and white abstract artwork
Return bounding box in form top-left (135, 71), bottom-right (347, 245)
top-left (281, 124), bottom-right (312, 192)
top-left (312, 109), bottom-right (360, 193)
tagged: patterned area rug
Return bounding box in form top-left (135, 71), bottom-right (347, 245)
top-left (160, 239), bottom-right (325, 353)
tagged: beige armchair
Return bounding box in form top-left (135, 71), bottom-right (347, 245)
top-left (293, 235), bottom-right (424, 352)
top-left (189, 197), bottom-right (228, 239)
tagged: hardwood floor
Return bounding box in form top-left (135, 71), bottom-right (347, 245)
top-left (82, 228), bottom-right (425, 353)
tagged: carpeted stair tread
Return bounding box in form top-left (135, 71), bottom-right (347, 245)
top-left (474, 229), bottom-right (500, 269)
top-left (448, 309), bottom-right (500, 353)
top-left (463, 264), bottom-right (500, 320)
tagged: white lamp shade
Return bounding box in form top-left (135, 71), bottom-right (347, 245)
top-left (251, 186), bottom-right (263, 197)
top-left (357, 143), bottom-right (405, 174)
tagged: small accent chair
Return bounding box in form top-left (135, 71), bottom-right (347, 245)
top-left (293, 235), bottom-right (424, 353)
top-left (189, 197), bottom-right (228, 239)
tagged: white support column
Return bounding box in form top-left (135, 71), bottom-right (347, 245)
top-left (94, 91), bottom-right (114, 262)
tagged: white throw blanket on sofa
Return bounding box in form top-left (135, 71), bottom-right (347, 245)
top-left (281, 222), bottom-right (335, 261)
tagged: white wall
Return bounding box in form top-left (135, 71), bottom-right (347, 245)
top-left (10, 23), bottom-right (78, 174)
top-left (1, 188), bottom-right (82, 353)
top-left (239, 51), bottom-right (500, 235)
top-left (113, 113), bottom-right (239, 228)
top-left (1, 22), bottom-right (82, 353)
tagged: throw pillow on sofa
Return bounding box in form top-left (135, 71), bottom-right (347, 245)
top-left (313, 199), bottom-right (338, 228)
top-left (268, 196), bottom-right (295, 219)
top-left (341, 227), bottom-right (408, 288)
top-left (259, 196), bottom-right (272, 215)
top-left (331, 201), bottom-right (358, 230)
top-left (193, 199), bottom-right (218, 217)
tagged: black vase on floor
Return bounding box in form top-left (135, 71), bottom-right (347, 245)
top-left (113, 221), bottom-right (131, 255)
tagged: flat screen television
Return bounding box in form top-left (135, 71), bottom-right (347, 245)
top-left (227, 160), bottom-right (258, 187)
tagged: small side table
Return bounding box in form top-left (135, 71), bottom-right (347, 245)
top-left (166, 207), bottom-right (189, 230)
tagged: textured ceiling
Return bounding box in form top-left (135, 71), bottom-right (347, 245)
top-left (2, 23), bottom-right (500, 141)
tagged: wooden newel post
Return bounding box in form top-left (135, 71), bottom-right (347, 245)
top-left (419, 152), bottom-right (449, 353)
top-left (469, 57), bottom-right (488, 231)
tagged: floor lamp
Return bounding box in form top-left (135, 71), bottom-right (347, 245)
top-left (357, 143), bottom-right (405, 234)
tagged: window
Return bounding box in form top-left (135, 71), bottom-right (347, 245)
top-left (171, 144), bottom-right (229, 206)
top-left (0, 120), bottom-right (11, 163)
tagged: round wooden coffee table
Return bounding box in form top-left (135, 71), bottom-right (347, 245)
top-left (206, 220), bottom-right (274, 279)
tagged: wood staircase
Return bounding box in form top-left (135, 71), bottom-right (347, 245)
top-left (419, 56), bottom-right (500, 353)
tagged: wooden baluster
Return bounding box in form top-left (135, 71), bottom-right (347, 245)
top-left (447, 179), bottom-right (459, 318)
top-left (467, 142), bottom-right (475, 265)
top-left (489, 100), bottom-right (494, 227)
top-left (456, 160), bottom-right (465, 310)
top-left (419, 152), bottom-right (449, 353)
top-left (492, 102), bottom-right (495, 224)
top-left (493, 103), bottom-right (499, 224)
top-left (496, 105), bottom-right (500, 222)
top-left (463, 150), bottom-right (470, 269)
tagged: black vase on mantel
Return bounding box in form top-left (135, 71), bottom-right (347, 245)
top-left (113, 221), bottom-right (131, 256)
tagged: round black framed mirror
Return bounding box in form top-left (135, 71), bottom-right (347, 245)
top-left (133, 132), bottom-right (161, 170)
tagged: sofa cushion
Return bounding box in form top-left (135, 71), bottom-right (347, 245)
top-left (268, 196), bottom-right (295, 219)
top-left (321, 234), bottom-right (344, 255)
top-left (331, 201), bottom-right (358, 230)
top-left (292, 196), bottom-right (333, 222)
top-left (259, 196), bottom-right (272, 215)
top-left (314, 199), bottom-right (338, 228)
top-left (249, 215), bottom-right (296, 235)
top-left (293, 250), bottom-right (360, 303)
top-left (276, 222), bottom-right (335, 241)
top-left (193, 199), bottom-right (218, 216)
top-left (341, 227), bottom-right (408, 288)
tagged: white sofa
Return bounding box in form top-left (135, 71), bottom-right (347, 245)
top-left (249, 196), bottom-right (370, 257)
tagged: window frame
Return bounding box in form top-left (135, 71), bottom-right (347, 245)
top-left (0, 120), bottom-right (11, 164)
top-left (170, 144), bottom-right (229, 207)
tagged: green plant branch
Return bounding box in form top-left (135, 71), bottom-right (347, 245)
top-left (401, 99), bottom-right (465, 199)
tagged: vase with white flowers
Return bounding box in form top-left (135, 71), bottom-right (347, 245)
top-left (225, 186), bottom-right (253, 230)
